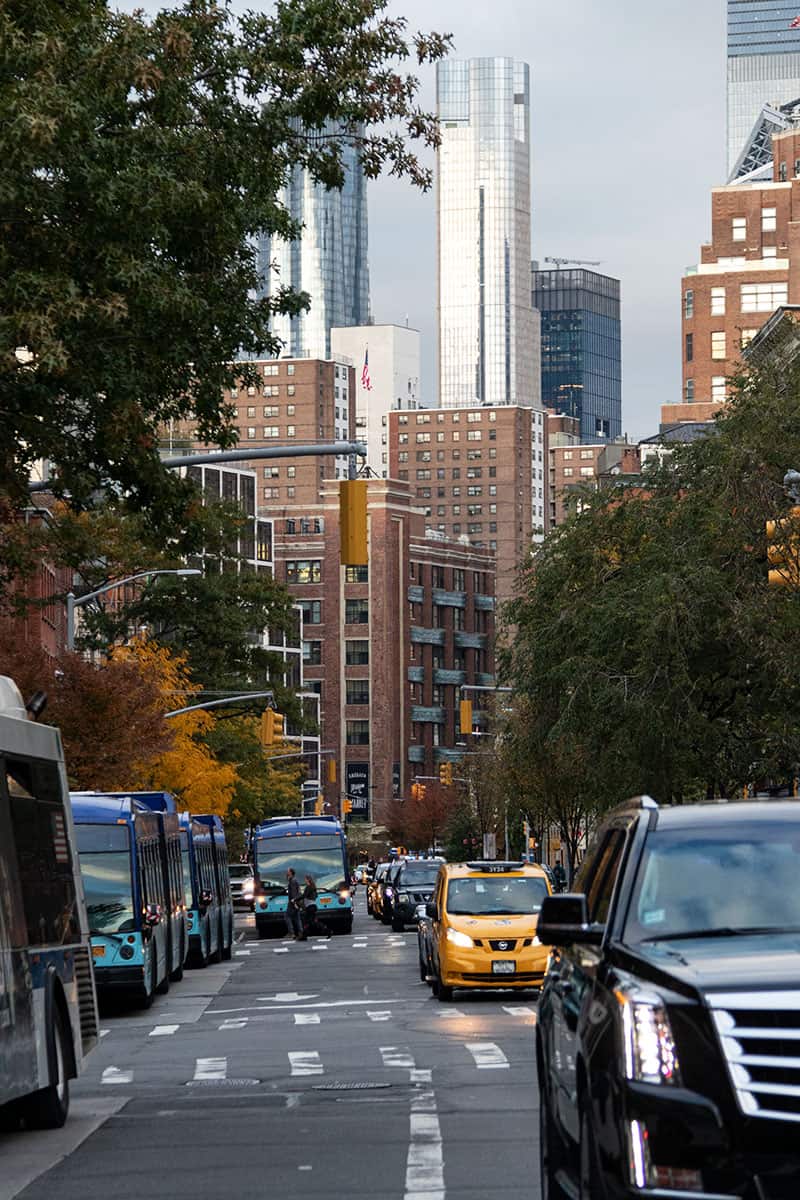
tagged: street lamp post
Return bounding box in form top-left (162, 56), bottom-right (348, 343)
top-left (66, 568), bottom-right (201, 651)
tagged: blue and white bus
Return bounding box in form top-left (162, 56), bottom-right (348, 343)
top-left (126, 792), bottom-right (189, 982)
top-left (70, 792), bottom-right (181, 1006)
top-left (180, 812), bottom-right (234, 966)
top-left (252, 815), bottom-right (352, 937)
top-left (0, 677), bottom-right (99, 1129)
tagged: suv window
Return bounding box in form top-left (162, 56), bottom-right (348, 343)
top-left (586, 830), bottom-right (627, 924)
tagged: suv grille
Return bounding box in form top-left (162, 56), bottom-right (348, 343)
top-left (709, 990), bottom-right (800, 1123)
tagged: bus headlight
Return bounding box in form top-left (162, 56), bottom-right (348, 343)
top-left (119, 944), bottom-right (134, 960)
top-left (338, 888), bottom-right (350, 901)
top-left (615, 988), bottom-right (681, 1085)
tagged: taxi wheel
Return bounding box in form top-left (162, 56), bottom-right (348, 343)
top-left (435, 975), bottom-right (453, 1002)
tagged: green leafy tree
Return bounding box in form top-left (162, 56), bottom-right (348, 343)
top-left (2, 0), bottom-right (449, 519)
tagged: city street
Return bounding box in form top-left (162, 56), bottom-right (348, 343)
top-left (1, 893), bottom-right (541, 1200)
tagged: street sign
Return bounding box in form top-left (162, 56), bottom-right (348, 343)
top-left (345, 763), bottom-right (370, 814)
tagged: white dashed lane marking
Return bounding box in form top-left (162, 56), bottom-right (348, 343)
top-left (503, 1005), bottom-right (537, 1019)
top-left (102, 1067), bottom-right (133, 1085)
top-left (289, 1051), bottom-right (323, 1076)
top-left (380, 1046), bottom-right (415, 1069)
top-left (465, 1042), bottom-right (509, 1070)
top-left (219, 1018), bottom-right (247, 1030)
top-left (367, 1010), bottom-right (392, 1022)
top-left (194, 1057), bottom-right (227, 1081)
top-left (294, 1013), bottom-right (321, 1025)
top-left (149, 1024), bottom-right (179, 1037)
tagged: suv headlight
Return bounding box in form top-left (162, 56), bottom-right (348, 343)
top-left (398, 892), bottom-right (410, 902)
top-left (615, 988), bottom-right (681, 1086)
top-left (446, 927), bottom-right (474, 949)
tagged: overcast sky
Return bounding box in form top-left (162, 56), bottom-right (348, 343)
top-left (118, 1), bottom-right (727, 439)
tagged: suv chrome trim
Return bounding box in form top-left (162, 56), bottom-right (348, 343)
top-left (708, 991), bottom-right (800, 1122)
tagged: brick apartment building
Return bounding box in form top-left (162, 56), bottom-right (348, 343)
top-left (547, 411), bottom-right (641, 525)
top-left (387, 405), bottom-right (547, 605)
top-left (272, 479), bottom-right (495, 829)
top-left (671, 125), bottom-right (800, 428)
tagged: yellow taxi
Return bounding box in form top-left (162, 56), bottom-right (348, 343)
top-left (427, 860), bottom-right (551, 1000)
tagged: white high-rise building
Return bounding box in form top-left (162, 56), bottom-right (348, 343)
top-left (330, 324), bottom-right (422, 477)
top-left (727, 1), bottom-right (800, 178)
top-left (436, 57), bottom-right (540, 409)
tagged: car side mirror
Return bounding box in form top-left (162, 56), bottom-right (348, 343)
top-left (536, 894), bottom-right (603, 946)
top-left (426, 901), bottom-right (437, 919)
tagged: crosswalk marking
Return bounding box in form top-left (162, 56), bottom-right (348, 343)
top-left (503, 1005), bottom-right (536, 1019)
top-left (465, 1042), bottom-right (509, 1070)
top-left (194, 1057), bottom-right (227, 1080)
top-left (294, 1013), bottom-right (320, 1025)
top-left (380, 1046), bottom-right (415, 1069)
top-left (437, 1008), bottom-right (464, 1018)
top-left (150, 1024), bottom-right (179, 1037)
top-left (410, 1068), bottom-right (432, 1084)
top-left (102, 1066), bottom-right (133, 1085)
top-left (289, 1050), bottom-right (323, 1076)
top-left (367, 1010), bottom-right (392, 1022)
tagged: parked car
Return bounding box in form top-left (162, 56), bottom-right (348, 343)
top-left (229, 863), bottom-right (255, 910)
top-left (536, 796), bottom-right (800, 1199)
top-left (383, 858), bottom-right (443, 931)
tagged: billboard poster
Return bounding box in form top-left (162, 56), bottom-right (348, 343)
top-left (346, 763), bottom-right (370, 814)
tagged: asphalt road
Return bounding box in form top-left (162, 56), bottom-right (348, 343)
top-left (1, 893), bottom-right (542, 1199)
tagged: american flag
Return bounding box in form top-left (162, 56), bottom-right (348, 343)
top-left (791, 14), bottom-right (800, 28)
top-left (361, 348), bottom-right (372, 392)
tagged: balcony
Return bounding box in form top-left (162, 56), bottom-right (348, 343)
top-left (407, 665), bottom-right (424, 683)
top-left (474, 594), bottom-right (495, 611)
top-left (407, 745), bottom-right (425, 763)
top-left (432, 588), bottom-right (467, 609)
top-left (433, 668), bottom-right (466, 686)
top-left (454, 630), bottom-right (487, 650)
top-left (407, 585), bottom-right (424, 604)
top-left (411, 627), bottom-right (446, 646)
top-left (410, 705), bottom-right (445, 724)
top-left (476, 673), bottom-right (496, 688)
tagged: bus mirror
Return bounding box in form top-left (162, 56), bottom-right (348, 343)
top-left (199, 889), bottom-right (213, 908)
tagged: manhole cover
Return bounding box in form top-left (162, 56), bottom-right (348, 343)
top-left (186, 1078), bottom-right (260, 1088)
top-left (312, 1081), bottom-right (392, 1091)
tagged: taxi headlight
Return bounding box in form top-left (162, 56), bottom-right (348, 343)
top-left (532, 935), bottom-right (541, 946)
top-left (615, 988), bottom-right (681, 1086)
top-left (445, 927), bottom-right (474, 949)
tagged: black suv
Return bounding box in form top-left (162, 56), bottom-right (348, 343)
top-left (536, 796), bottom-right (800, 1200)
top-left (383, 859), bottom-right (443, 931)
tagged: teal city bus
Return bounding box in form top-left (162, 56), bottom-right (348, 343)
top-left (70, 792), bottom-right (180, 1006)
top-left (0, 677), bottom-right (99, 1129)
top-left (252, 815), bottom-right (352, 937)
top-left (180, 812), bottom-right (234, 966)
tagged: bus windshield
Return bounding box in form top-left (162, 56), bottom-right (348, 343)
top-left (179, 831), bottom-right (194, 908)
top-left (76, 824), bottom-right (136, 934)
top-left (256, 835), bottom-right (345, 893)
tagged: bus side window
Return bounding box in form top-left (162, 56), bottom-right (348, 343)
top-left (5, 756), bottom-right (79, 947)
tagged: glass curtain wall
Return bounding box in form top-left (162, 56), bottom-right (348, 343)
top-left (727, 1), bottom-right (800, 176)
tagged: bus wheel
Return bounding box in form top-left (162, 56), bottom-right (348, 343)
top-left (221, 918), bottom-right (233, 961)
top-left (21, 1005), bottom-right (70, 1129)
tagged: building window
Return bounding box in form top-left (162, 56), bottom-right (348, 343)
top-left (684, 289), bottom-right (694, 318)
top-left (246, 426), bottom-right (256, 440)
top-left (263, 486), bottom-right (279, 499)
top-left (416, 432), bottom-right (431, 443)
top-left (563, 467), bottom-right (574, 477)
top-left (286, 560), bottom-right (321, 584)
top-left (732, 217), bottom-right (746, 242)
top-left (762, 207), bottom-right (777, 233)
top-left (685, 378), bottom-right (694, 402)
top-left (467, 412), bottom-right (482, 423)
top-left (416, 450), bottom-right (431, 462)
top-left (763, 246), bottom-right (777, 259)
top-left (263, 465), bottom-right (279, 478)
top-left (263, 405), bottom-right (279, 417)
top-left (246, 406), bottom-right (256, 418)
top-left (298, 600), bottom-right (321, 625)
top-left (287, 385), bottom-right (296, 396)
top-left (741, 281), bottom-right (788, 312)
top-left (417, 470), bottom-right (431, 481)
top-left (303, 640), bottom-right (322, 665)
top-left (398, 452), bottom-right (408, 463)
top-left (345, 598), bottom-right (369, 625)
top-left (580, 466), bottom-right (594, 477)
top-left (432, 565), bottom-right (445, 588)
top-left (345, 640), bottom-right (369, 666)
top-left (779, 162), bottom-right (787, 181)
top-left (579, 449), bottom-right (593, 460)
top-left (287, 364), bottom-right (295, 375)
top-left (711, 331), bottom-right (726, 360)
top-left (740, 328), bottom-right (758, 348)
top-left (453, 568), bottom-right (465, 590)
top-left (711, 376), bottom-right (727, 401)
top-left (685, 331), bottom-right (693, 364)
top-left (467, 430), bottom-right (482, 441)
top-left (346, 680), bottom-right (369, 706)
top-left (346, 720), bottom-right (370, 745)
top-left (710, 287), bottom-right (725, 316)
top-left (453, 504), bottom-right (461, 515)
top-left (263, 425), bottom-right (279, 438)
top-left (345, 565), bottom-right (368, 583)
top-left (286, 425), bottom-right (296, 437)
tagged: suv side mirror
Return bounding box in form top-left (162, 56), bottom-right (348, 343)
top-left (536, 894), bottom-right (603, 946)
top-left (426, 901), bottom-right (437, 919)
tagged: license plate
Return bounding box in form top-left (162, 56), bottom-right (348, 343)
top-left (320, 897), bottom-right (332, 905)
top-left (92, 945), bottom-right (106, 958)
top-left (492, 960), bottom-right (515, 975)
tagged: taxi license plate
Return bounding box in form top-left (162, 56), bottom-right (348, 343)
top-left (492, 960), bottom-right (515, 975)
top-left (319, 897), bottom-right (332, 905)
top-left (92, 945), bottom-right (106, 958)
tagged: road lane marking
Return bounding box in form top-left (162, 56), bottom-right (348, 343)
top-left (149, 1024), bottom-right (179, 1037)
top-left (99, 1029), bottom-right (110, 1038)
top-left (465, 1042), bottom-right (509, 1070)
top-left (235, 949), bottom-right (251, 957)
top-left (194, 1057), bottom-right (227, 1080)
top-left (368, 1011), bottom-right (392, 1022)
top-left (404, 1107), bottom-right (444, 1198)
top-left (210, 997), bottom-right (410, 1014)
top-left (258, 992), bottom-right (319, 1002)
top-left (436, 1009), bottom-right (464, 1019)
top-left (273, 947), bottom-right (289, 954)
top-left (380, 1046), bottom-right (415, 1068)
top-left (294, 1013), bottom-right (321, 1025)
top-left (219, 1018), bottom-right (248, 1030)
top-left (311, 944), bottom-right (328, 951)
top-left (101, 1067), bottom-right (133, 1084)
top-left (410, 1068), bottom-right (432, 1084)
top-left (503, 1005), bottom-right (536, 1019)
top-left (289, 1050), bottom-right (323, 1076)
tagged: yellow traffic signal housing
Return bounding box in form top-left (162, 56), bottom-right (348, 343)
top-left (260, 709), bottom-right (285, 746)
top-left (340, 479), bottom-right (368, 566)
top-left (410, 783), bottom-right (427, 802)
top-left (327, 758), bottom-right (337, 784)
top-left (314, 796), bottom-right (324, 815)
top-left (343, 798), bottom-right (353, 815)
top-left (767, 506), bottom-right (800, 587)
top-left (438, 762), bottom-right (453, 786)
top-left (459, 699), bottom-right (473, 735)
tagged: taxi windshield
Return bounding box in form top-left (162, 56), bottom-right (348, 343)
top-left (446, 875), bottom-right (549, 916)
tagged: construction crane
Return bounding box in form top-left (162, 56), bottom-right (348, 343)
top-left (544, 256), bottom-right (603, 269)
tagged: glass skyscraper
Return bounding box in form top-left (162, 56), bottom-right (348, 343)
top-left (728, 1), bottom-right (800, 177)
top-left (436, 58), bottom-right (539, 408)
top-left (531, 267), bottom-right (622, 443)
top-left (258, 129), bottom-right (370, 359)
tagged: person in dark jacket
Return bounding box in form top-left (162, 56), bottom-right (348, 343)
top-left (285, 868), bottom-right (302, 938)
top-left (297, 874), bottom-right (332, 940)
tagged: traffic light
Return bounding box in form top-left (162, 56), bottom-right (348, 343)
top-left (343, 798), bottom-right (353, 815)
top-left (767, 506), bottom-right (800, 587)
top-left (410, 783), bottom-right (427, 802)
top-left (327, 758), bottom-right (337, 783)
top-left (314, 796), bottom-right (324, 815)
top-left (340, 479), bottom-right (368, 566)
top-left (459, 699), bottom-right (473, 735)
top-left (438, 762), bottom-right (453, 786)
top-left (260, 708), bottom-right (285, 746)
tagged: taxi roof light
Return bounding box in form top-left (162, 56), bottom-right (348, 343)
top-left (465, 861), bottom-right (527, 873)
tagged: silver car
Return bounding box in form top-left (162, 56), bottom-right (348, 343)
top-left (229, 863), bottom-right (255, 910)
